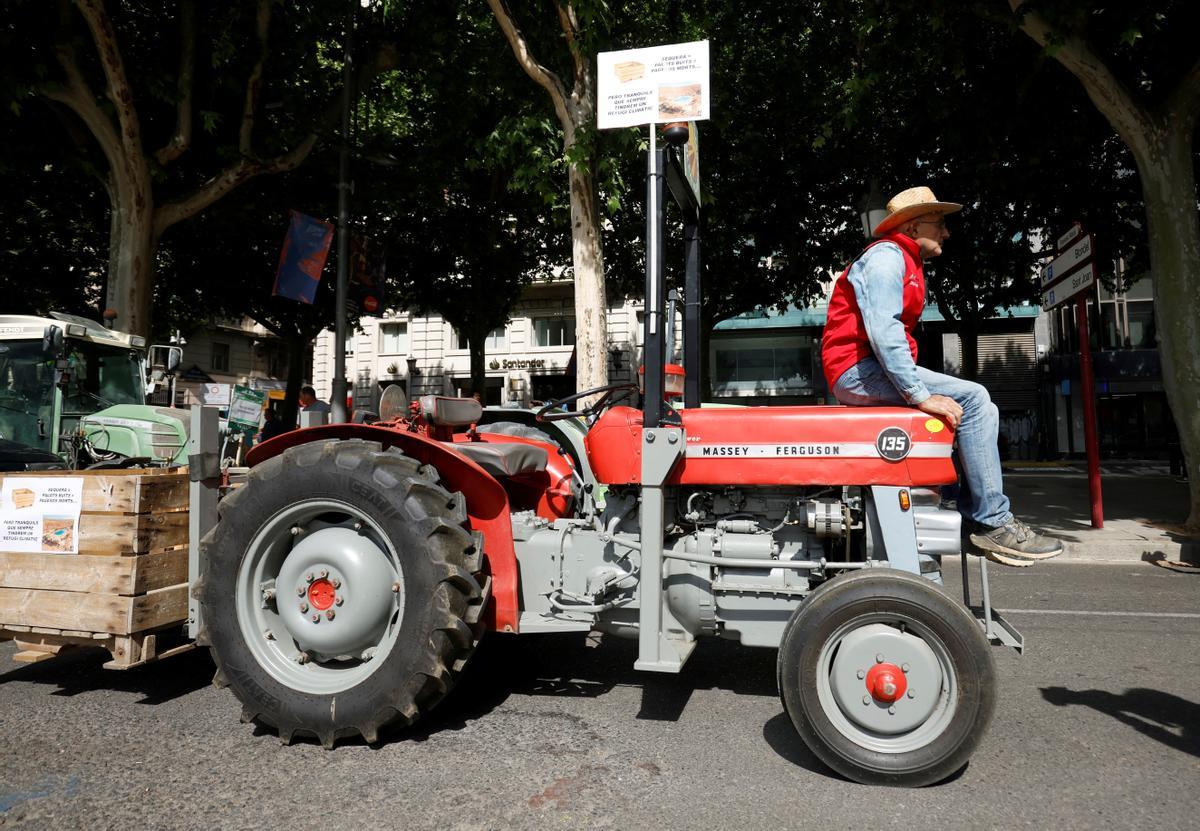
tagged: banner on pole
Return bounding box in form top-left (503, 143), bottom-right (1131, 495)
top-left (597, 41), bottom-right (710, 129)
top-left (274, 211), bottom-right (333, 304)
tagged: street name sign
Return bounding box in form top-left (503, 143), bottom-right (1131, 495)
top-left (1056, 223), bottom-right (1083, 252)
top-left (597, 41), bottom-right (710, 129)
top-left (1042, 261), bottom-right (1096, 310)
top-left (1041, 233), bottom-right (1093, 288)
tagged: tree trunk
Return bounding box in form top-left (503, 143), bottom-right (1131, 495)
top-left (280, 334), bottom-right (307, 429)
top-left (568, 160), bottom-right (608, 395)
top-left (468, 331), bottom-right (487, 402)
top-left (106, 182), bottom-right (156, 337)
top-left (1135, 125), bottom-right (1200, 531)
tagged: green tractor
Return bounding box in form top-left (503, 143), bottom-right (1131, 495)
top-left (0, 313), bottom-right (187, 471)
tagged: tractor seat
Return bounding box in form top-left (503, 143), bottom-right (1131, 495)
top-left (454, 441), bottom-right (548, 478)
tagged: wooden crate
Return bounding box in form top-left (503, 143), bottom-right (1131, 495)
top-left (0, 468), bottom-right (192, 669)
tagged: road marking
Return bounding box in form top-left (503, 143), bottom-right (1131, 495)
top-left (1003, 609), bottom-right (1200, 619)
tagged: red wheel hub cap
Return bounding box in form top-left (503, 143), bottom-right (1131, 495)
top-left (307, 578), bottom-right (336, 611)
top-left (865, 662), bottom-right (907, 703)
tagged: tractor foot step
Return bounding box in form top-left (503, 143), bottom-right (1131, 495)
top-left (969, 604), bottom-right (1024, 654)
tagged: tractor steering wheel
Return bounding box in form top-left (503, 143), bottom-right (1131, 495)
top-left (535, 382), bottom-right (638, 426)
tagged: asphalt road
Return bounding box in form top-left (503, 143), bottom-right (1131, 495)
top-left (2, 561), bottom-right (1198, 830)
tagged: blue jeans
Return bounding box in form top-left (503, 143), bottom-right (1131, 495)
top-left (832, 357), bottom-right (1013, 528)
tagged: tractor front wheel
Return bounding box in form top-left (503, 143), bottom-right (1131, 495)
top-left (199, 439), bottom-right (484, 748)
top-left (777, 569), bottom-right (996, 787)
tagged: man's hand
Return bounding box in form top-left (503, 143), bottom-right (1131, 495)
top-left (917, 394), bottom-right (963, 429)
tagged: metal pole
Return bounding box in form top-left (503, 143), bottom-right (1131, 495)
top-left (330, 0), bottom-right (355, 424)
top-left (683, 218), bottom-right (701, 408)
top-left (1075, 294), bottom-right (1104, 527)
top-left (643, 127), bottom-right (666, 428)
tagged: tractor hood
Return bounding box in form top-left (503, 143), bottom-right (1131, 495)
top-left (81, 405), bottom-right (190, 465)
top-left (586, 405), bottom-right (957, 487)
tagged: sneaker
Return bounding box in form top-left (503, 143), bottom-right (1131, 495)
top-left (969, 517), bottom-right (1064, 565)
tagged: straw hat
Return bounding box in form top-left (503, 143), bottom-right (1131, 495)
top-left (872, 186), bottom-right (962, 237)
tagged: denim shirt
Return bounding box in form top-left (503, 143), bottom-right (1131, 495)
top-left (845, 243), bottom-right (930, 404)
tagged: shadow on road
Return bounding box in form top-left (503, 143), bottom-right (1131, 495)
top-left (0, 645), bottom-right (215, 705)
top-left (1041, 686), bottom-right (1200, 757)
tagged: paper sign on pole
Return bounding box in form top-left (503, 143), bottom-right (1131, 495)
top-left (199, 383), bottom-right (232, 407)
top-left (228, 385), bottom-right (267, 433)
top-left (0, 476), bottom-right (84, 554)
top-left (597, 41), bottom-right (710, 129)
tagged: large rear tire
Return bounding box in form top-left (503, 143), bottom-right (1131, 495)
top-left (777, 569), bottom-right (996, 787)
top-left (199, 439), bottom-right (485, 747)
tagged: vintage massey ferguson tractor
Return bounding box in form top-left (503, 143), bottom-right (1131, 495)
top-left (199, 127), bottom-right (1020, 787)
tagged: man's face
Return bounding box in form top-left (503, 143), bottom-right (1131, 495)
top-left (299, 391), bottom-right (314, 406)
top-left (911, 213), bottom-right (951, 260)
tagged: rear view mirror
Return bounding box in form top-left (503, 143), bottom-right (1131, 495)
top-left (42, 325), bottom-right (64, 357)
top-left (150, 344), bottom-right (183, 373)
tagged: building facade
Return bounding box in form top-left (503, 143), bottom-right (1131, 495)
top-left (312, 281), bottom-right (680, 412)
top-left (168, 318), bottom-right (291, 408)
top-left (1043, 272), bottom-right (1171, 458)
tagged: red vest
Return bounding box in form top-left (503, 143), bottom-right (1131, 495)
top-left (821, 232), bottom-right (925, 391)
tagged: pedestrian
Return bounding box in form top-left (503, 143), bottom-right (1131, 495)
top-left (821, 185), bottom-right (1063, 567)
top-left (298, 385), bottom-right (331, 415)
top-left (256, 407), bottom-right (289, 443)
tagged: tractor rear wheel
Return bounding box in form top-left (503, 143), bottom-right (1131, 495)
top-left (777, 569), bottom-right (996, 787)
top-left (199, 439), bottom-right (485, 748)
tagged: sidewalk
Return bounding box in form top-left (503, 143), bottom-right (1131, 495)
top-left (999, 460), bottom-right (1196, 563)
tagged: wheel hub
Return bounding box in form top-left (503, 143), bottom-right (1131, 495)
top-left (275, 527), bottom-right (399, 659)
top-left (865, 662), bottom-right (907, 703)
top-left (829, 623), bottom-right (943, 735)
top-left (307, 578), bottom-right (337, 611)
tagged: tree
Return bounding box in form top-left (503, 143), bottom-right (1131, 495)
top-left (1006, 0), bottom-right (1200, 531)
top-left (16, 0), bottom-right (397, 337)
top-left (484, 1), bottom-right (610, 396)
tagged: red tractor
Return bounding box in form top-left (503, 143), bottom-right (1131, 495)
top-left (199, 129), bottom-right (1019, 787)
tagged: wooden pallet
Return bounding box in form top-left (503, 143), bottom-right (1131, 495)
top-left (0, 468), bottom-right (191, 669)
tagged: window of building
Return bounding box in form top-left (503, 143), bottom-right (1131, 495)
top-left (454, 327), bottom-right (506, 351)
top-left (1126, 301), bottom-right (1155, 348)
top-left (533, 317), bottom-right (575, 347)
top-left (379, 322), bottom-right (409, 354)
top-left (210, 342), bottom-right (230, 373)
top-left (344, 331), bottom-right (356, 356)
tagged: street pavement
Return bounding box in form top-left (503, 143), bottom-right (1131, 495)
top-left (1, 562), bottom-right (1197, 830)
top-left (1002, 461), bottom-right (1195, 563)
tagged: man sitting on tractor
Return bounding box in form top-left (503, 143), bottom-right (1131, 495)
top-left (822, 186), bottom-right (1063, 567)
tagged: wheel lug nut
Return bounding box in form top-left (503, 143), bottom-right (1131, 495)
top-left (305, 572), bottom-right (315, 583)
top-left (875, 654), bottom-right (884, 663)
top-left (296, 586), bottom-right (306, 597)
top-left (326, 609), bottom-right (336, 621)
top-left (901, 663), bottom-right (910, 673)
top-left (862, 695), bottom-right (870, 705)
top-left (391, 581), bottom-right (401, 593)
top-left (888, 706), bottom-right (896, 715)
top-left (856, 669), bottom-right (865, 679)
top-left (354, 521), bottom-right (363, 532)
top-left (264, 629), bottom-right (274, 640)
top-left (907, 689), bottom-right (915, 699)
top-left (261, 588), bottom-right (275, 602)
top-left (296, 653), bottom-right (310, 664)
top-left (331, 578), bottom-right (341, 589)
top-left (311, 614), bottom-right (321, 623)
top-left (319, 568), bottom-right (329, 579)
top-left (299, 602), bottom-right (309, 613)
top-left (290, 526), bottom-right (301, 536)
top-left (334, 596), bottom-right (344, 606)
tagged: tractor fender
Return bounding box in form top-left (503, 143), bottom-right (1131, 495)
top-left (245, 425), bottom-right (520, 633)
